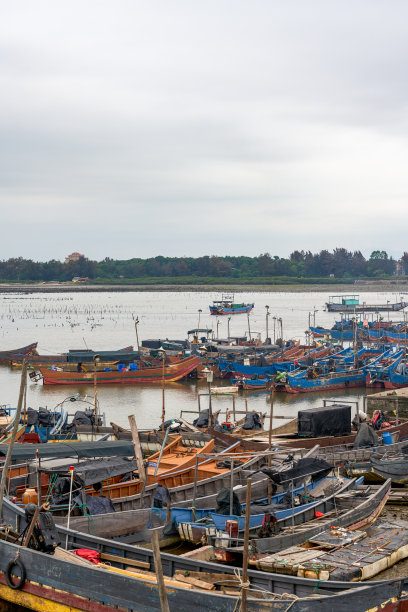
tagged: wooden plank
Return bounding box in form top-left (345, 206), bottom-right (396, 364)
top-left (100, 552), bottom-right (150, 569)
top-left (174, 575), bottom-right (215, 590)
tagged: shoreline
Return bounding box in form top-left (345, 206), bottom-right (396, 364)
top-left (0, 282), bottom-right (407, 293)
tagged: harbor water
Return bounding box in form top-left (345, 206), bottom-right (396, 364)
top-left (0, 289), bottom-right (402, 429)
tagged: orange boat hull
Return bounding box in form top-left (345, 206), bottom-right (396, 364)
top-left (39, 356), bottom-right (200, 385)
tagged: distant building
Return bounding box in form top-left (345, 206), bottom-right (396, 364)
top-left (395, 259), bottom-right (405, 276)
top-left (65, 252), bottom-right (84, 264)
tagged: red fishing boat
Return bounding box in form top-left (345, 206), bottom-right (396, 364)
top-left (38, 355), bottom-right (200, 385)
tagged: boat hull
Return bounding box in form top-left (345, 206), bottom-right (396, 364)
top-left (39, 355), bottom-right (200, 385)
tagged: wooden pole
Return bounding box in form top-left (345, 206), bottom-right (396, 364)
top-left (128, 414), bottom-right (146, 483)
top-left (197, 394), bottom-right (201, 412)
top-left (154, 427), bottom-right (170, 477)
top-left (192, 456), bottom-right (199, 518)
top-left (134, 316), bottom-right (140, 353)
top-left (229, 458), bottom-right (234, 515)
top-left (161, 356), bottom-right (165, 431)
top-left (241, 477), bottom-right (252, 612)
top-left (245, 398), bottom-right (248, 413)
top-left (0, 361), bottom-right (27, 518)
top-left (267, 388), bottom-right (274, 504)
top-left (232, 395), bottom-right (236, 421)
top-left (151, 529), bottom-right (170, 612)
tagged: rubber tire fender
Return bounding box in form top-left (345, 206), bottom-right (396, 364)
top-left (6, 559), bottom-right (26, 590)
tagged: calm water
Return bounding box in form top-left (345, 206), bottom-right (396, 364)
top-left (0, 289), bottom-right (402, 429)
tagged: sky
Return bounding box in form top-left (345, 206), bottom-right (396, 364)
top-left (1, 1), bottom-right (408, 262)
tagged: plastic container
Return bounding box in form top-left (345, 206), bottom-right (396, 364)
top-left (382, 431), bottom-right (392, 445)
top-left (22, 488), bottom-right (38, 505)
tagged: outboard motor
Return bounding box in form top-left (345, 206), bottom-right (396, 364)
top-left (23, 503), bottom-right (61, 553)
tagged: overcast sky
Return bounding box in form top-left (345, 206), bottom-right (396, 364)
top-left (1, 1), bottom-right (407, 261)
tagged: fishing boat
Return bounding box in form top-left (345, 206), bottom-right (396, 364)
top-left (8, 346), bottom-right (138, 365)
top-left (209, 406), bottom-right (408, 451)
top-left (210, 295), bottom-right (254, 315)
top-left (326, 294), bottom-right (408, 313)
top-left (0, 342), bottom-right (38, 363)
top-left (38, 355), bottom-right (200, 385)
top-left (255, 520), bottom-right (408, 582)
top-left (178, 475), bottom-right (343, 546)
top-left (366, 349), bottom-right (405, 388)
top-left (231, 375), bottom-right (271, 390)
top-left (369, 454), bottom-right (408, 484)
top-left (212, 478), bottom-right (389, 564)
top-left (0, 514), bottom-right (405, 612)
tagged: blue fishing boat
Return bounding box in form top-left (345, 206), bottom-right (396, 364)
top-left (365, 349), bottom-right (405, 389)
top-left (175, 478), bottom-right (326, 544)
top-left (209, 294), bottom-right (254, 315)
top-left (285, 350), bottom-right (389, 393)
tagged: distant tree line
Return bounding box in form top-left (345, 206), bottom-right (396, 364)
top-left (0, 249), bottom-right (407, 282)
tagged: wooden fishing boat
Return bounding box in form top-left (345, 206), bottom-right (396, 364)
top-left (256, 521), bottom-right (408, 582)
top-left (210, 295), bottom-right (254, 315)
top-left (231, 376), bottom-right (271, 390)
top-left (12, 359), bottom-right (121, 371)
top-left (0, 342), bottom-right (38, 363)
top-left (210, 416), bottom-right (408, 451)
top-left (14, 436), bottom-right (216, 505)
top-left (1, 496), bottom-right (406, 612)
top-left (39, 354), bottom-right (200, 385)
top-left (212, 476), bottom-right (379, 564)
top-left (177, 476), bottom-right (336, 545)
top-left (85, 439), bottom-right (255, 502)
top-left (0, 527), bottom-right (405, 612)
top-left (9, 346), bottom-right (137, 365)
top-left (326, 294), bottom-right (408, 313)
top-left (247, 478), bottom-right (391, 562)
top-left (370, 454), bottom-right (408, 484)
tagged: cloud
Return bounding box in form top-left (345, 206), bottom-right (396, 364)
top-left (0, 1), bottom-right (408, 261)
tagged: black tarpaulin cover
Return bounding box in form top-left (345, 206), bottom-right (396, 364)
top-left (44, 457), bottom-right (139, 487)
top-left (215, 487), bottom-right (242, 516)
top-left (242, 412), bottom-right (263, 430)
top-left (0, 440), bottom-right (135, 460)
top-left (261, 457), bottom-right (332, 488)
top-left (298, 404), bottom-right (351, 438)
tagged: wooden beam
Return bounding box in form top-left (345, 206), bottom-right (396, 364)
top-left (152, 530), bottom-right (170, 612)
top-left (100, 552), bottom-right (150, 570)
top-left (128, 414), bottom-right (146, 483)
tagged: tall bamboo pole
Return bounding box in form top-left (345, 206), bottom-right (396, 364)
top-left (241, 478), bottom-right (252, 612)
top-left (0, 361), bottom-right (27, 518)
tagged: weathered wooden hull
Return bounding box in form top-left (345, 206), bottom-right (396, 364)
top-left (326, 301), bottom-right (408, 312)
top-left (39, 355), bottom-right (200, 384)
top-left (249, 479), bottom-right (391, 559)
top-left (0, 342), bottom-right (38, 363)
top-left (370, 456), bottom-right (408, 484)
top-left (1, 497), bottom-right (406, 612)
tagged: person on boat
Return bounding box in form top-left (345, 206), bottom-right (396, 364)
top-left (257, 512), bottom-right (278, 538)
top-left (77, 362), bottom-right (83, 373)
top-left (353, 413), bottom-right (378, 448)
top-left (352, 411), bottom-right (367, 430)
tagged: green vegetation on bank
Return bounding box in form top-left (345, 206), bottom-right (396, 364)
top-left (0, 249), bottom-right (406, 284)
